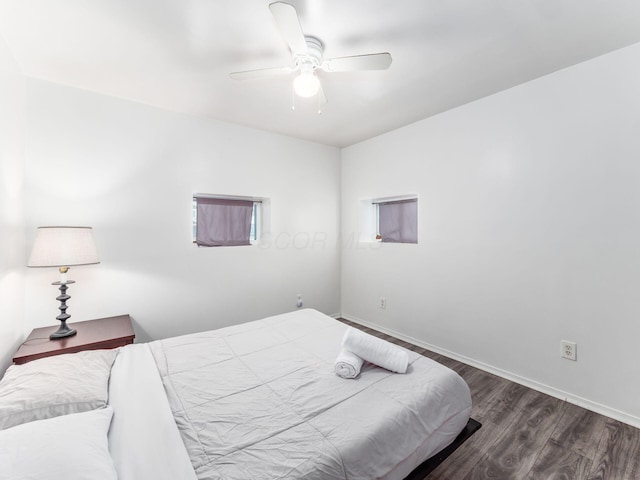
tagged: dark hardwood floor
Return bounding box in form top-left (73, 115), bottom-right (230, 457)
top-left (338, 319), bottom-right (640, 480)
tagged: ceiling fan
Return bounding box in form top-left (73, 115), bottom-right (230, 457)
top-left (229, 1), bottom-right (392, 112)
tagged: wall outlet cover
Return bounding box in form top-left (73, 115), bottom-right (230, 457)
top-left (561, 340), bottom-right (577, 361)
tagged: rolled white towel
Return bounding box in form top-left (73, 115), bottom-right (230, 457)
top-left (342, 327), bottom-right (409, 374)
top-left (334, 348), bottom-right (364, 379)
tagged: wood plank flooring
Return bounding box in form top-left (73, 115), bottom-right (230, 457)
top-left (338, 319), bottom-right (640, 480)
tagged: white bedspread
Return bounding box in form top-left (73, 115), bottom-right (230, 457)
top-left (146, 309), bottom-right (472, 480)
top-left (108, 343), bottom-right (198, 480)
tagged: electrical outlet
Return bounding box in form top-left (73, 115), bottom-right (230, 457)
top-left (379, 297), bottom-right (386, 309)
top-left (296, 294), bottom-right (303, 308)
top-left (561, 340), bottom-right (577, 361)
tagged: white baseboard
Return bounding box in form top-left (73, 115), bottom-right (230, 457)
top-left (340, 313), bottom-right (640, 429)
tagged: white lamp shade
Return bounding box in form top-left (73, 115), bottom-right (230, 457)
top-left (28, 226), bottom-right (100, 268)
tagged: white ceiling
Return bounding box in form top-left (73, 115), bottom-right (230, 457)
top-left (1, 0), bottom-right (640, 147)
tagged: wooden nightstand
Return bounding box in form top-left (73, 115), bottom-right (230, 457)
top-left (12, 314), bottom-right (135, 365)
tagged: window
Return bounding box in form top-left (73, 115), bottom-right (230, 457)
top-left (374, 197), bottom-right (417, 244)
top-left (192, 194), bottom-right (262, 246)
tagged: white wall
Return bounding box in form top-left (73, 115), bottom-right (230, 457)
top-left (0, 35), bottom-right (26, 372)
top-left (24, 79), bottom-right (341, 342)
top-left (342, 42), bottom-right (640, 426)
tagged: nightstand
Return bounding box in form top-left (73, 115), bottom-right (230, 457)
top-left (12, 314), bottom-right (135, 365)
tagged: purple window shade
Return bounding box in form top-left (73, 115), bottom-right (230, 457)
top-left (378, 199), bottom-right (417, 244)
top-left (196, 198), bottom-right (253, 247)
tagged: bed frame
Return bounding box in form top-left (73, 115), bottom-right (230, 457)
top-left (405, 418), bottom-right (482, 479)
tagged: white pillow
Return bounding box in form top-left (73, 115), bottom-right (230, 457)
top-left (0, 349), bottom-right (118, 430)
top-left (0, 406), bottom-right (118, 480)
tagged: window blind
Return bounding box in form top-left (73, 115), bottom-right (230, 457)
top-left (195, 197), bottom-right (254, 247)
top-left (377, 198), bottom-right (417, 244)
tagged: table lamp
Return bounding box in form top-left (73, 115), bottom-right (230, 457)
top-left (27, 226), bottom-right (100, 339)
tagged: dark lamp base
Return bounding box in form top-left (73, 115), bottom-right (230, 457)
top-left (50, 280), bottom-right (78, 340)
top-left (49, 324), bottom-right (77, 340)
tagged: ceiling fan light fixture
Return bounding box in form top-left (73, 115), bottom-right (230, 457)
top-left (293, 65), bottom-right (319, 98)
top-left (230, 3), bottom-right (392, 110)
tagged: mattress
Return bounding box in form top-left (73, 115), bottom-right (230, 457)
top-left (108, 309), bottom-right (472, 480)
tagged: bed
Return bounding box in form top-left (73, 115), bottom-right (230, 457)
top-left (0, 309), bottom-right (473, 480)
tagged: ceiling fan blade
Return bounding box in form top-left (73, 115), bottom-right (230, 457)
top-left (229, 66), bottom-right (293, 81)
top-left (321, 52), bottom-right (392, 72)
top-left (269, 2), bottom-right (308, 55)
